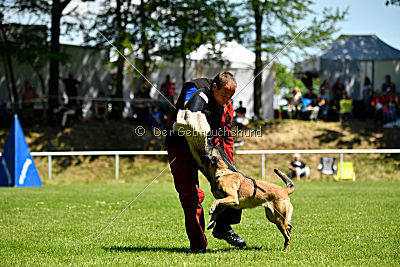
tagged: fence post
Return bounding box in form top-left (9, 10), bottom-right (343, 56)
top-left (48, 155), bottom-right (52, 181)
top-left (261, 153), bottom-right (265, 179)
top-left (115, 154), bottom-right (119, 180)
top-left (340, 152), bottom-right (343, 180)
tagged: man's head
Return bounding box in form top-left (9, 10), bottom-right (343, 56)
top-left (293, 153), bottom-right (301, 161)
top-left (239, 100), bottom-right (243, 107)
top-left (212, 72), bottom-right (236, 105)
top-left (385, 75), bottom-right (391, 83)
top-left (166, 75), bottom-right (171, 81)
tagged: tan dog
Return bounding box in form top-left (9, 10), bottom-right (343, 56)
top-left (172, 110), bottom-right (295, 249)
top-left (203, 147), bottom-right (295, 250)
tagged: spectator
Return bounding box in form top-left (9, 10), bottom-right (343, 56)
top-left (317, 88), bottom-right (330, 120)
top-left (233, 101), bottom-right (249, 126)
top-left (362, 77), bottom-right (373, 119)
top-left (20, 80), bottom-right (38, 126)
top-left (148, 104), bottom-right (164, 129)
top-left (303, 88), bottom-right (319, 121)
top-left (331, 77), bottom-right (344, 109)
top-left (94, 91), bottom-right (109, 120)
top-left (61, 73), bottom-right (81, 107)
top-left (319, 79), bottom-right (330, 93)
top-left (343, 90), bottom-right (351, 100)
top-left (160, 75), bottom-right (176, 106)
top-left (53, 98), bottom-right (75, 129)
top-left (371, 90), bottom-right (384, 125)
top-left (288, 153), bottom-right (311, 181)
top-left (290, 86), bottom-right (302, 119)
top-left (382, 89), bottom-right (398, 122)
top-left (381, 75), bottom-right (396, 95)
top-left (133, 86), bottom-right (151, 124)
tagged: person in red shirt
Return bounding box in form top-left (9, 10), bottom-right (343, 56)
top-left (160, 75), bottom-right (176, 106)
top-left (165, 72), bottom-right (245, 253)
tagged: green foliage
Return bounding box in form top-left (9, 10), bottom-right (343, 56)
top-left (0, 181), bottom-right (399, 265)
top-left (274, 63), bottom-right (305, 93)
top-left (386, 0), bottom-right (400, 5)
top-left (240, 0), bottom-right (348, 59)
top-left (155, 0), bottom-right (243, 81)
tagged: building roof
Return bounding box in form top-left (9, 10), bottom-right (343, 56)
top-left (188, 40), bottom-right (256, 69)
top-left (319, 35), bottom-right (400, 61)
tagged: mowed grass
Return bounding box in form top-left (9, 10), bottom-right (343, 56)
top-left (1, 180), bottom-right (399, 266)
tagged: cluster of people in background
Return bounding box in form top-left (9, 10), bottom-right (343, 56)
top-left (131, 75), bottom-right (175, 129)
top-left (367, 75), bottom-right (398, 125)
top-left (287, 74), bottom-right (398, 125)
top-left (1, 72), bottom-right (398, 129)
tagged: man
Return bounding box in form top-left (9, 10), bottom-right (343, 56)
top-left (161, 75), bottom-right (176, 106)
top-left (381, 75), bottom-right (396, 95)
top-left (20, 80), bottom-right (38, 126)
top-left (165, 72), bottom-right (245, 253)
top-left (233, 101), bottom-right (249, 126)
top-left (331, 77), bottom-right (344, 109)
top-left (94, 91), bottom-right (109, 120)
top-left (61, 73), bottom-right (81, 107)
top-left (303, 88), bottom-right (319, 121)
top-left (288, 153), bottom-right (311, 181)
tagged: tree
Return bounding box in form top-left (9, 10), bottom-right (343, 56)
top-left (241, 0), bottom-right (347, 119)
top-left (91, 0), bottom-right (141, 118)
top-left (385, 0), bottom-right (400, 5)
top-left (0, 16), bottom-right (18, 112)
top-left (14, 24), bottom-right (51, 119)
top-left (274, 63), bottom-right (305, 93)
top-left (157, 0), bottom-right (242, 83)
top-left (48, 0), bottom-right (72, 117)
top-left (0, 0), bottom-right (89, 121)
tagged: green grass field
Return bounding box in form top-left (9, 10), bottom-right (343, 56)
top-left (1, 180), bottom-right (399, 266)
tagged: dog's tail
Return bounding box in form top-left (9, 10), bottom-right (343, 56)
top-left (274, 169), bottom-right (295, 195)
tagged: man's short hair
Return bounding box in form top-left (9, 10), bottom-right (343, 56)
top-left (212, 72), bottom-right (237, 90)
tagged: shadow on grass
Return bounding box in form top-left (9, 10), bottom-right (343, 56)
top-left (103, 245), bottom-right (266, 253)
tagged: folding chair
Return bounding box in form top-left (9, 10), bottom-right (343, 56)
top-left (334, 162), bottom-right (356, 181)
top-left (339, 99), bottom-right (352, 122)
top-left (317, 157), bottom-right (337, 179)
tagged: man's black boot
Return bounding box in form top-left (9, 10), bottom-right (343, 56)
top-left (212, 228), bottom-right (247, 248)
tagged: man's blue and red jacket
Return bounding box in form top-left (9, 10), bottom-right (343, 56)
top-left (165, 78), bottom-right (235, 164)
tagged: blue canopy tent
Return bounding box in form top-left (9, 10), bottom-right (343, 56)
top-left (296, 35), bottom-right (400, 99)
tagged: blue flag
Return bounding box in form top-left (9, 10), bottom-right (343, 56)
top-left (0, 115), bottom-right (42, 187)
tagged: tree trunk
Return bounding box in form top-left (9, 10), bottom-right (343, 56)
top-left (1, 58), bottom-right (13, 105)
top-left (110, 0), bottom-right (124, 119)
top-left (140, 0), bottom-right (151, 92)
top-left (0, 23), bottom-right (18, 113)
top-left (252, 0), bottom-right (263, 119)
top-left (48, 0), bottom-right (71, 122)
top-left (30, 64), bottom-right (48, 121)
top-left (181, 28), bottom-right (187, 83)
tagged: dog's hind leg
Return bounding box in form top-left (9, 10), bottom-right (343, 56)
top-left (265, 202), bottom-right (291, 250)
top-left (276, 218), bottom-right (291, 250)
top-left (287, 202), bottom-right (293, 235)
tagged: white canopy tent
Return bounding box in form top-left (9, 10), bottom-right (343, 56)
top-left (149, 40), bottom-right (275, 120)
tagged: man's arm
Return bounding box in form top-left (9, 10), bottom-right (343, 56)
top-left (222, 102), bottom-right (235, 163)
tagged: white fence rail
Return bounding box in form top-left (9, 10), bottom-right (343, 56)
top-left (3, 149), bottom-right (396, 181)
